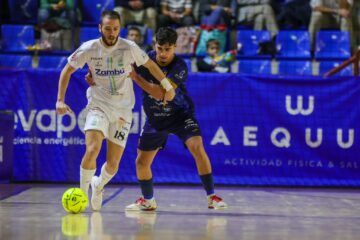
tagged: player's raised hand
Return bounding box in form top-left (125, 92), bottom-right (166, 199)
top-left (163, 88), bottom-right (175, 104)
top-left (56, 100), bottom-right (73, 115)
top-left (85, 69), bottom-right (95, 86)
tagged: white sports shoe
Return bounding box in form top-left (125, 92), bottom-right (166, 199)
top-left (90, 176), bottom-right (103, 211)
top-left (125, 197), bottom-right (157, 211)
top-left (208, 195), bottom-right (228, 210)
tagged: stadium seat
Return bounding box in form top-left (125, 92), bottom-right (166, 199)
top-left (318, 61), bottom-right (353, 76)
top-left (276, 30), bottom-right (311, 59)
top-left (315, 31), bottom-right (351, 60)
top-left (184, 58), bottom-right (192, 72)
top-left (1, 25), bottom-right (35, 52)
top-left (80, 27), bottom-right (100, 44)
top-left (38, 56), bottom-right (68, 69)
top-left (238, 60), bottom-right (272, 74)
top-left (8, 0), bottom-right (39, 23)
top-left (278, 60), bottom-right (312, 75)
top-left (81, 0), bottom-right (115, 24)
top-left (0, 54), bottom-right (32, 68)
top-left (237, 30), bottom-right (271, 58)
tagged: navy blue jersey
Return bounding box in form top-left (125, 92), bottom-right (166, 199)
top-left (135, 51), bottom-right (195, 130)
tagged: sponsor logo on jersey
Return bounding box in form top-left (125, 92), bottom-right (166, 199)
top-left (95, 68), bottom-right (125, 76)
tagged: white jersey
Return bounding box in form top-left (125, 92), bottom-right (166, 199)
top-left (68, 38), bottom-right (149, 121)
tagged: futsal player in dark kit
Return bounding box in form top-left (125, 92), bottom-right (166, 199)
top-left (125, 27), bottom-right (228, 211)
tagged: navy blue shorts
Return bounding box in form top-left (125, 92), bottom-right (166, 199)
top-left (138, 116), bottom-right (202, 151)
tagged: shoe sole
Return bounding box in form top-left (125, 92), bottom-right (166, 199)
top-left (209, 206), bottom-right (228, 210)
top-left (125, 207), bottom-right (157, 211)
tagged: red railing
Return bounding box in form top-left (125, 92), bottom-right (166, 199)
top-left (324, 49), bottom-right (360, 77)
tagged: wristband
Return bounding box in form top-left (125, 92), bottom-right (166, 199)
top-left (160, 78), bottom-right (173, 91)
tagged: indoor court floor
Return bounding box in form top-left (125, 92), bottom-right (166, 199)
top-left (0, 184), bottom-right (359, 240)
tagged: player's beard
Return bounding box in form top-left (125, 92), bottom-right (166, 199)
top-left (101, 34), bottom-right (118, 47)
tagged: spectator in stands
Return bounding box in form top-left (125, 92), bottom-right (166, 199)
top-left (38, 0), bottom-right (76, 29)
top-left (197, 39), bottom-right (236, 73)
top-left (157, 0), bottom-right (195, 29)
top-left (276, 0), bottom-right (312, 29)
top-left (236, 0), bottom-right (279, 38)
top-left (126, 26), bottom-right (153, 52)
top-left (114, 0), bottom-right (157, 32)
top-left (199, 0), bottom-right (237, 27)
top-left (308, 0), bottom-right (354, 51)
top-left (352, 0), bottom-right (360, 49)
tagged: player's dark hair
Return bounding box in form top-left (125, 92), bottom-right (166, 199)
top-left (156, 27), bottom-right (177, 45)
top-left (100, 10), bottom-right (121, 24)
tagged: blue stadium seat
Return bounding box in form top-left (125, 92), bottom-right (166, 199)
top-left (1, 25), bottom-right (35, 52)
top-left (38, 56), bottom-right (68, 69)
top-left (318, 61), bottom-right (353, 76)
top-left (81, 0), bottom-right (115, 24)
top-left (184, 59), bottom-right (192, 72)
top-left (237, 30), bottom-right (271, 58)
top-left (276, 30), bottom-right (311, 59)
top-left (278, 60), bottom-right (312, 75)
top-left (80, 27), bottom-right (100, 44)
top-left (238, 60), bottom-right (272, 74)
top-left (120, 28), bottom-right (128, 38)
top-left (0, 54), bottom-right (32, 68)
top-left (315, 31), bottom-right (351, 60)
top-left (8, 0), bottom-right (39, 23)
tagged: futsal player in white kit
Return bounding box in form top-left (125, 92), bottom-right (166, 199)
top-left (55, 10), bottom-right (175, 211)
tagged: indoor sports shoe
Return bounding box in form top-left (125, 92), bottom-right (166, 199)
top-left (208, 195), bottom-right (228, 210)
top-left (90, 176), bottom-right (104, 211)
top-left (125, 197), bottom-right (157, 211)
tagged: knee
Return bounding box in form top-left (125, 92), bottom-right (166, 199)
top-left (85, 141), bottom-right (101, 157)
top-left (114, 6), bottom-right (125, 15)
top-left (310, 11), bottom-right (323, 22)
top-left (106, 161), bottom-right (119, 172)
top-left (146, 8), bottom-right (156, 19)
top-left (262, 4), bottom-right (274, 14)
top-left (187, 141), bottom-right (203, 156)
top-left (136, 157), bottom-right (151, 169)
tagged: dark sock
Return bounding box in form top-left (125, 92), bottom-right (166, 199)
top-left (139, 178), bottom-right (154, 199)
top-left (199, 173), bottom-right (215, 196)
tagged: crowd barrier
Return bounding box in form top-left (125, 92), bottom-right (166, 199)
top-left (0, 69), bottom-right (359, 186)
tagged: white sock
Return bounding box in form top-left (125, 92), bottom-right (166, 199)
top-left (96, 163), bottom-right (115, 190)
top-left (80, 166), bottom-right (96, 197)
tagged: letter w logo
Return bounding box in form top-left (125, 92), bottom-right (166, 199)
top-left (285, 95), bottom-right (314, 116)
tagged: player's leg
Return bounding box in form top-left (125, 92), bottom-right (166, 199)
top-left (185, 136), bottom-right (228, 209)
top-left (175, 117), bottom-right (227, 209)
top-left (90, 116), bottom-right (131, 211)
top-left (125, 149), bottom-right (159, 211)
top-left (90, 140), bottom-right (125, 211)
top-left (80, 109), bottom-right (108, 199)
top-left (126, 122), bottom-right (167, 211)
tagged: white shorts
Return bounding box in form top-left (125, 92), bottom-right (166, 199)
top-left (84, 107), bottom-right (132, 147)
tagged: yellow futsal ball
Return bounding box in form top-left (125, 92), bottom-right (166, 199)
top-left (62, 188), bottom-right (88, 214)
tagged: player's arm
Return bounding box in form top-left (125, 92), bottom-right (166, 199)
top-left (142, 59), bottom-right (175, 103)
top-left (56, 63), bottom-right (77, 115)
top-left (129, 66), bottom-right (165, 100)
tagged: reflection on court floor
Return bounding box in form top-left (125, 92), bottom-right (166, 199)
top-left (0, 184), bottom-right (359, 240)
